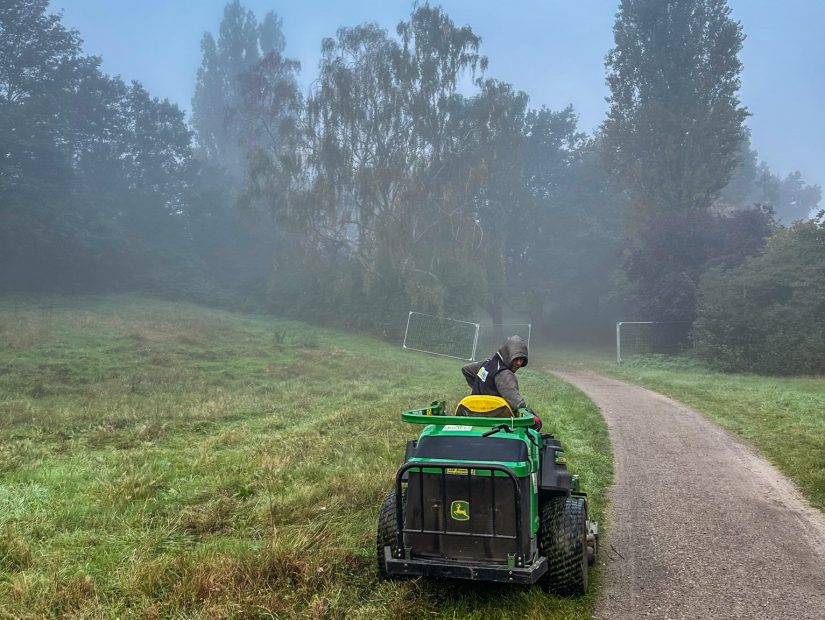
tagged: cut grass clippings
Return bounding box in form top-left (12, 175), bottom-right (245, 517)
top-left (0, 295), bottom-right (612, 619)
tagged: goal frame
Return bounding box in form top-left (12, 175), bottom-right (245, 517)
top-left (402, 311), bottom-right (480, 361)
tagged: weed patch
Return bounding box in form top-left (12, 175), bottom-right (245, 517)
top-left (0, 527), bottom-right (32, 572)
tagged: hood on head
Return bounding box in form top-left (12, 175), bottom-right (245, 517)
top-left (498, 335), bottom-right (528, 367)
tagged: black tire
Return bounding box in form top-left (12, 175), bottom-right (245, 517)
top-left (539, 496), bottom-right (588, 596)
top-left (376, 487), bottom-right (406, 580)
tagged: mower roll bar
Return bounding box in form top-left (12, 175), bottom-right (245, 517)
top-left (401, 408), bottom-right (535, 428)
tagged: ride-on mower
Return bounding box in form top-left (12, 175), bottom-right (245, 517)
top-left (377, 395), bottom-right (598, 596)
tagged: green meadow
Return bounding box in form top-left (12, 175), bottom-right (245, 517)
top-left (0, 296), bottom-right (611, 619)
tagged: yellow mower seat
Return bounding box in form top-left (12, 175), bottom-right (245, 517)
top-left (454, 395), bottom-right (513, 418)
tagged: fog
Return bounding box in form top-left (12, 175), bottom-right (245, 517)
top-left (3, 1), bottom-right (824, 370)
top-left (49, 0), bottom-right (825, 191)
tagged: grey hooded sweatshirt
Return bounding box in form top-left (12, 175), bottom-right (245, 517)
top-left (461, 335), bottom-right (529, 411)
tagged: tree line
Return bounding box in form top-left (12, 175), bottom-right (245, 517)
top-left (1, 0), bottom-right (822, 373)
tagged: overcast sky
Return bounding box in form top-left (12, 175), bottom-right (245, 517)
top-left (49, 0), bottom-right (825, 192)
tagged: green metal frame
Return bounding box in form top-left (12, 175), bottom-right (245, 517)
top-left (400, 401), bottom-right (542, 539)
top-left (402, 400), bottom-right (536, 428)
top-left (384, 400), bottom-right (595, 589)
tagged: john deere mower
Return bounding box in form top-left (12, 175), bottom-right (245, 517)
top-left (377, 395), bottom-right (598, 596)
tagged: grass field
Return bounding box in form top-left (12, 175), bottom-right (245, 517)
top-left (540, 347), bottom-right (825, 512)
top-left (0, 296), bottom-right (612, 619)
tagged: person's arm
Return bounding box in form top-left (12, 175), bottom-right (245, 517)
top-left (495, 372), bottom-right (542, 429)
top-left (461, 361), bottom-right (483, 388)
top-left (493, 370), bottom-right (526, 412)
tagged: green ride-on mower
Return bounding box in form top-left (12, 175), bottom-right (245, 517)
top-left (377, 395), bottom-right (598, 596)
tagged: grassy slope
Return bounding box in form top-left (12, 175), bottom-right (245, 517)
top-left (0, 296), bottom-right (611, 619)
top-left (541, 347), bottom-right (825, 512)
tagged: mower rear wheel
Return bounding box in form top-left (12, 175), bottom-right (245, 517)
top-left (539, 496), bottom-right (588, 596)
top-left (376, 487), bottom-right (406, 580)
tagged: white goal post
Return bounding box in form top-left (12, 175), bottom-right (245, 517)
top-left (402, 312), bottom-right (532, 362)
top-left (403, 312), bottom-right (480, 361)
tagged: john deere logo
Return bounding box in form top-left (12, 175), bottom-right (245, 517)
top-left (450, 500), bottom-right (470, 521)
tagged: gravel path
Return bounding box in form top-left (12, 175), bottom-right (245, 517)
top-left (552, 369), bottom-right (825, 620)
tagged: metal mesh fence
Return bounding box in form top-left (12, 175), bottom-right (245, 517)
top-left (616, 321), bottom-right (693, 363)
top-left (402, 312), bottom-right (479, 361)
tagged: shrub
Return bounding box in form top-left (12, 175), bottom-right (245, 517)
top-left (693, 215), bottom-right (825, 374)
top-left (621, 206), bottom-right (775, 322)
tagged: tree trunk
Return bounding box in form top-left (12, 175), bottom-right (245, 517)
top-left (485, 301), bottom-right (504, 344)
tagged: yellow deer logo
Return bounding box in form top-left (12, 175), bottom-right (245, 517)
top-left (450, 500), bottom-right (470, 521)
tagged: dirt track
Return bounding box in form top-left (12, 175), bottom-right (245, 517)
top-left (552, 369), bottom-right (825, 620)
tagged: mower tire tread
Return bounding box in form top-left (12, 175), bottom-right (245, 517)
top-left (376, 487), bottom-right (406, 580)
top-left (540, 495), bottom-right (588, 596)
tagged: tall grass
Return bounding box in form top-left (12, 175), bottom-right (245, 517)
top-left (0, 296), bottom-right (611, 619)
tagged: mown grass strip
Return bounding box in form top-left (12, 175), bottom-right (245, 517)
top-left (0, 296), bottom-right (611, 619)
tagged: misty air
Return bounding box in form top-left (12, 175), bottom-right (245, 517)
top-left (1, 1), bottom-right (824, 617)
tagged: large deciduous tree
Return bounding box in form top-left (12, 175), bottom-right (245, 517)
top-left (694, 214), bottom-right (825, 374)
top-left (191, 1), bottom-right (291, 178)
top-left (190, 2), bottom-right (300, 302)
top-left (0, 0), bottom-right (108, 290)
top-left (252, 6), bottom-right (492, 326)
top-left (603, 0), bottom-right (748, 216)
top-left (1, 0), bottom-right (84, 224)
top-left (0, 0), bottom-right (204, 294)
top-left (603, 0), bottom-right (752, 321)
top-left (621, 205), bottom-right (775, 321)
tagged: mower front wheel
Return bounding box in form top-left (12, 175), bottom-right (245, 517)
top-left (539, 495), bottom-right (588, 596)
top-left (376, 487), bottom-right (406, 580)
